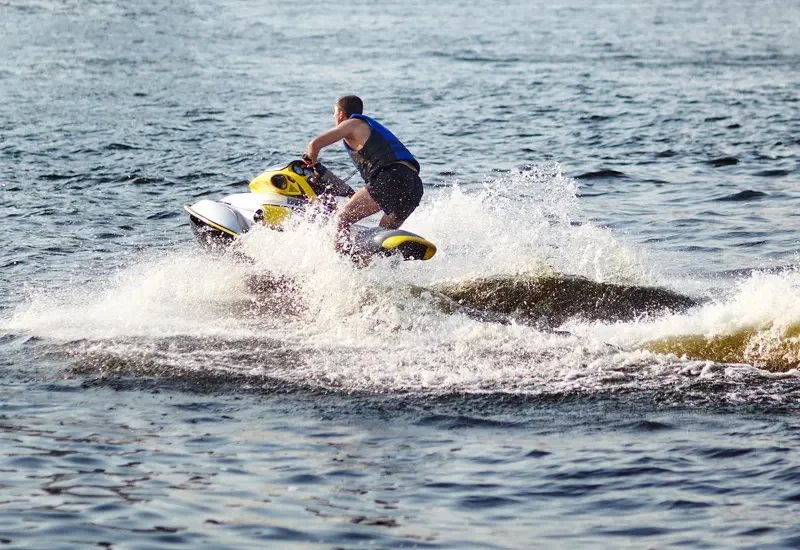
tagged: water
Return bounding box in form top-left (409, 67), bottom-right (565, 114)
top-left (2, 0), bottom-right (800, 547)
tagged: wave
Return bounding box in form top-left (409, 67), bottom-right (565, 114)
top-left (433, 274), bottom-right (697, 328)
top-left (4, 165), bottom-right (799, 402)
top-left (578, 270), bottom-right (800, 373)
top-left (708, 157), bottom-right (738, 167)
top-left (574, 169), bottom-right (627, 180)
top-left (715, 190), bottom-right (767, 202)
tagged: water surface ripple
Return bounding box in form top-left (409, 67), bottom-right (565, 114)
top-left (2, 0), bottom-right (800, 547)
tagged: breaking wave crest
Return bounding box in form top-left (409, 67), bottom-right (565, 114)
top-left (638, 270), bottom-right (800, 372)
top-left (573, 269), bottom-right (800, 373)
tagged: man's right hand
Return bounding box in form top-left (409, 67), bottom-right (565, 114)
top-left (302, 152), bottom-right (316, 167)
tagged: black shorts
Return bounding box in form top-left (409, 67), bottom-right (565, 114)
top-left (366, 163), bottom-right (424, 222)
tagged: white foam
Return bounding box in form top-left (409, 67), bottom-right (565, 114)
top-left (7, 250), bottom-right (260, 340)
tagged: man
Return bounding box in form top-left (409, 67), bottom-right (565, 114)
top-left (304, 95), bottom-right (423, 251)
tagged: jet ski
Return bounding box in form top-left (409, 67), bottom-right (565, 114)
top-left (184, 159), bottom-right (437, 261)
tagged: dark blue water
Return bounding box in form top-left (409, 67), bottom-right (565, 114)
top-left (2, 0), bottom-right (800, 547)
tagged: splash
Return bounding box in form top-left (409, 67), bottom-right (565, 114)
top-left (6, 250), bottom-right (262, 341)
top-left (407, 164), bottom-right (655, 283)
top-left (9, 165), bottom-right (792, 400)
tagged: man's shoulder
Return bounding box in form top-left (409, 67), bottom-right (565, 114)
top-left (343, 116), bottom-right (369, 126)
top-left (344, 117), bottom-right (371, 136)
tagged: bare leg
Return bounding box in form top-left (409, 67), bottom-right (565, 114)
top-left (378, 212), bottom-right (402, 229)
top-left (335, 187), bottom-right (382, 252)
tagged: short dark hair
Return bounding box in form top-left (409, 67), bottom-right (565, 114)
top-left (337, 95), bottom-right (363, 117)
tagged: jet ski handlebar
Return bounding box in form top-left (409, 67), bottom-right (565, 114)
top-left (292, 156), bottom-right (356, 198)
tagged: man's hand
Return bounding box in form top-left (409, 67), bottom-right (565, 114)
top-left (302, 151), bottom-right (316, 167)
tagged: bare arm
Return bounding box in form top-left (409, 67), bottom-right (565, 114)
top-left (305, 119), bottom-right (362, 165)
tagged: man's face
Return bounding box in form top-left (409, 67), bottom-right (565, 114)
top-left (334, 106), bottom-right (346, 125)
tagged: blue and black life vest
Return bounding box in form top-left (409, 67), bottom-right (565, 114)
top-left (344, 114), bottom-right (420, 182)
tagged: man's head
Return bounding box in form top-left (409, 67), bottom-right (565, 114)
top-left (334, 95), bottom-right (363, 124)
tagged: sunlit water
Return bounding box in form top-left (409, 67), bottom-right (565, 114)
top-left (2, 0), bottom-right (800, 548)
